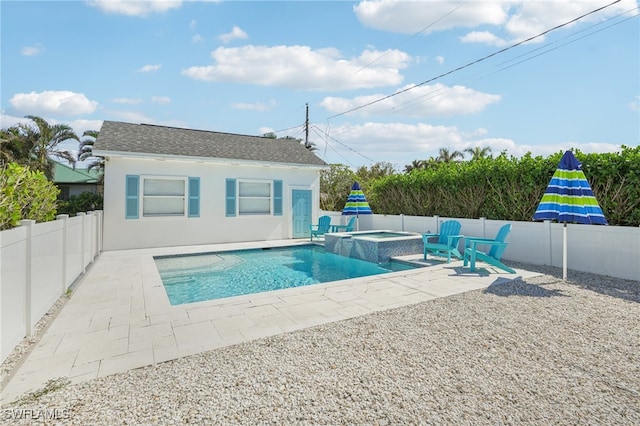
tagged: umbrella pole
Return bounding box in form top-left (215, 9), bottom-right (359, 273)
top-left (563, 223), bottom-right (567, 281)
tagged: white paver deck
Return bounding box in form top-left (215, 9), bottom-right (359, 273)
top-left (1, 239), bottom-right (539, 404)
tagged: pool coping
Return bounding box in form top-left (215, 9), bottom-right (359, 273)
top-left (1, 239), bottom-right (540, 404)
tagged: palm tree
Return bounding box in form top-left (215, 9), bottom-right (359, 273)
top-left (16, 115), bottom-right (78, 179)
top-left (78, 130), bottom-right (104, 175)
top-left (0, 127), bottom-right (28, 165)
top-left (464, 146), bottom-right (492, 161)
top-left (437, 147), bottom-right (464, 163)
top-left (404, 159), bottom-right (427, 173)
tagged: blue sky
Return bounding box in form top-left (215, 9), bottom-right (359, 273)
top-left (2, 0), bottom-right (639, 170)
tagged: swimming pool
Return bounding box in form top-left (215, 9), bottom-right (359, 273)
top-left (154, 245), bottom-right (420, 305)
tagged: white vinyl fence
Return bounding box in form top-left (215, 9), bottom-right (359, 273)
top-left (323, 211), bottom-right (640, 282)
top-left (1, 211), bottom-right (103, 363)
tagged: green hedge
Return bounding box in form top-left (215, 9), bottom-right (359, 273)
top-left (368, 146), bottom-right (639, 227)
top-left (0, 162), bottom-right (59, 230)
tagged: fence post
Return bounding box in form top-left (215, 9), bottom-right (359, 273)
top-left (545, 220), bottom-right (552, 266)
top-left (400, 214), bottom-right (404, 231)
top-left (434, 215), bottom-right (439, 233)
top-left (56, 214), bottom-right (69, 292)
top-left (20, 219), bottom-right (35, 337)
top-left (97, 210), bottom-right (103, 254)
top-left (77, 212), bottom-right (86, 274)
top-left (480, 217), bottom-right (486, 238)
top-left (89, 211), bottom-right (96, 263)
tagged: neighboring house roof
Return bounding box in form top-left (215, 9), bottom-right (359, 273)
top-left (52, 162), bottom-right (101, 184)
top-left (93, 121), bottom-right (328, 167)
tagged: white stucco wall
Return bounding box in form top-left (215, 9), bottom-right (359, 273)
top-left (102, 156), bottom-right (323, 250)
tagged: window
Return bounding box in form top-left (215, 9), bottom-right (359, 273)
top-left (239, 181), bottom-right (271, 215)
top-left (125, 175), bottom-right (200, 219)
top-left (143, 177), bottom-right (186, 217)
top-left (226, 179), bottom-right (282, 217)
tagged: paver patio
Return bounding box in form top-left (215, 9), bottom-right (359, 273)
top-left (1, 239), bottom-right (539, 404)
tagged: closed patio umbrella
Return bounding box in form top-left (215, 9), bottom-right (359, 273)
top-left (342, 181), bottom-right (372, 230)
top-left (533, 150), bottom-right (607, 280)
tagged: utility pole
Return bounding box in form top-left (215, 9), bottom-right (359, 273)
top-left (305, 103), bottom-right (309, 148)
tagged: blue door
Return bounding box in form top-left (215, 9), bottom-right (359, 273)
top-left (292, 189), bottom-right (311, 239)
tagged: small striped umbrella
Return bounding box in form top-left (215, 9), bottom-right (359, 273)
top-left (533, 150), bottom-right (607, 279)
top-left (342, 181), bottom-right (372, 230)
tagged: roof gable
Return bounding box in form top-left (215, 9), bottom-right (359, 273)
top-left (93, 121), bottom-right (327, 167)
top-left (52, 162), bottom-right (100, 184)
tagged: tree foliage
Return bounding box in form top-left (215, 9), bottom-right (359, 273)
top-left (1, 116), bottom-right (78, 179)
top-left (319, 164), bottom-right (355, 211)
top-left (0, 163), bottom-right (59, 230)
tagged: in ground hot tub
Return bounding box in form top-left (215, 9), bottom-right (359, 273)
top-left (324, 230), bottom-right (423, 263)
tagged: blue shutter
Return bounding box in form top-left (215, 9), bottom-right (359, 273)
top-left (225, 178), bottom-right (236, 217)
top-left (273, 180), bottom-right (283, 216)
top-left (125, 175), bottom-right (139, 219)
top-left (188, 177), bottom-right (200, 218)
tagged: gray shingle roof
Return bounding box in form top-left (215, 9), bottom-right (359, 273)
top-left (93, 121), bottom-right (327, 167)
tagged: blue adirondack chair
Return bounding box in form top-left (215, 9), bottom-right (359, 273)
top-left (422, 220), bottom-right (463, 263)
top-left (310, 215), bottom-right (332, 241)
top-left (463, 223), bottom-right (516, 274)
top-left (332, 216), bottom-right (357, 232)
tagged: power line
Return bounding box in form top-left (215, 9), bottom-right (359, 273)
top-left (345, 1), bottom-right (470, 82)
top-left (310, 125), bottom-right (375, 164)
top-left (390, 6), bottom-right (639, 115)
top-left (327, 0), bottom-right (623, 120)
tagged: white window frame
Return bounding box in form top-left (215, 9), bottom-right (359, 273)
top-left (238, 179), bottom-right (272, 216)
top-left (141, 175), bottom-right (187, 218)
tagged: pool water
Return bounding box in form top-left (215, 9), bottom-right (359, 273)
top-left (154, 245), bottom-right (419, 305)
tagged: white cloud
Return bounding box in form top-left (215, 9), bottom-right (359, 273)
top-left (354, 0), bottom-right (508, 34)
top-left (316, 122), bottom-right (625, 169)
top-left (435, 55), bottom-right (445, 65)
top-left (182, 45), bottom-right (410, 90)
top-left (479, 138), bottom-right (623, 159)
top-left (353, 1), bottom-right (638, 46)
top-left (219, 26), bottom-right (248, 44)
top-left (189, 19), bottom-right (197, 30)
top-left (230, 100), bottom-right (276, 112)
top-left (461, 31), bottom-right (507, 47)
top-left (87, 0), bottom-right (183, 17)
top-left (192, 34), bottom-right (204, 43)
top-left (105, 109), bottom-right (156, 123)
top-left (138, 64), bottom-right (162, 73)
top-left (0, 112), bottom-right (32, 129)
top-left (629, 96), bottom-right (640, 112)
top-left (113, 97), bottom-right (143, 104)
top-left (9, 90), bottom-right (98, 116)
top-left (320, 83), bottom-right (501, 118)
top-left (151, 96), bottom-right (171, 105)
top-left (21, 44), bottom-right (44, 56)
top-left (67, 119), bottom-right (104, 137)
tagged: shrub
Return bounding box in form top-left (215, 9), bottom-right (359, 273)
top-left (368, 148), bottom-right (639, 226)
top-left (0, 162), bottom-right (59, 230)
top-left (57, 191), bottom-right (103, 216)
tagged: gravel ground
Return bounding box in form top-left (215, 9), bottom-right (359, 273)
top-left (2, 263), bottom-right (639, 425)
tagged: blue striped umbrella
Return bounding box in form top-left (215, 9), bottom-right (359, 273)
top-left (533, 151), bottom-right (607, 225)
top-left (533, 150), bottom-right (607, 279)
top-left (342, 181), bottom-right (373, 216)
